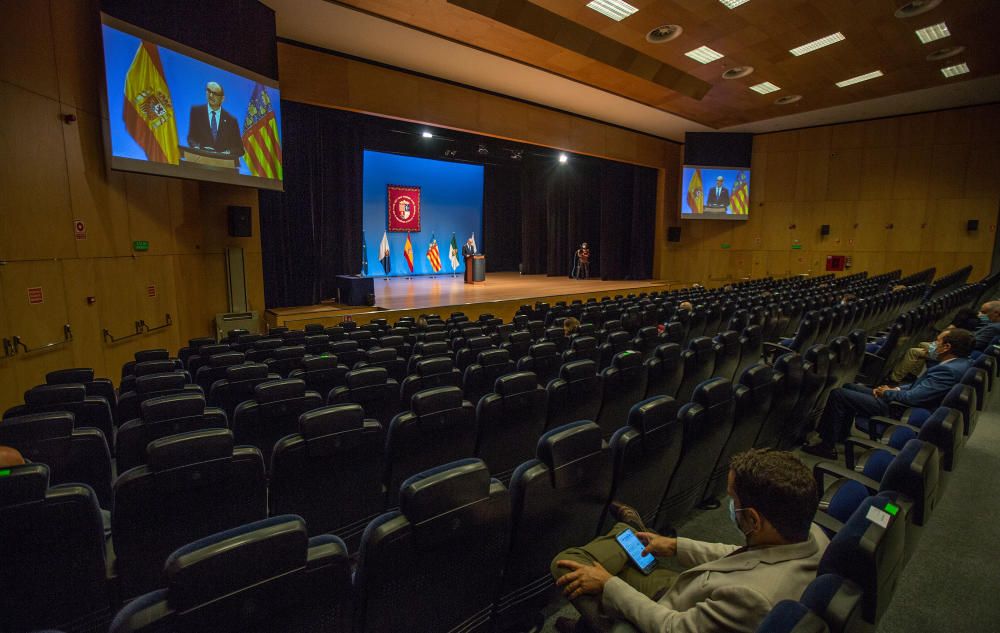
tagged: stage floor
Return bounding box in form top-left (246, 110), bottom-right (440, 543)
top-left (266, 273), bottom-right (676, 328)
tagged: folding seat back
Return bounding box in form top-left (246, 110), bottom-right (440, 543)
top-left (230, 333), bottom-right (262, 352)
top-left (46, 368), bottom-right (118, 424)
top-left (598, 330), bottom-right (634, 370)
top-left (406, 340), bottom-right (450, 374)
top-left (188, 343), bottom-right (232, 375)
top-left (659, 321), bottom-right (685, 346)
top-left (675, 336), bottom-right (718, 403)
top-left (513, 340), bottom-right (560, 386)
top-left (755, 353), bottom-right (804, 448)
top-left (359, 346), bottom-right (407, 382)
top-left (0, 410), bottom-right (113, 511)
top-left (281, 330), bottom-right (307, 344)
top-left (384, 386), bottom-right (477, 507)
top-left (455, 335), bottom-right (495, 371)
top-left (824, 336), bottom-right (855, 393)
top-left (304, 333), bottom-right (332, 355)
top-left (116, 392), bottom-right (227, 474)
top-left (245, 338), bottom-right (283, 362)
top-left (288, 354), bottom-right (350, 399)
top-left (643, 342), bottom-right (683, 399)
top-left (526, 319), bottom-right (546, 340)
top-left (325, 325), bottom-right (346, 341)
top-left (0, 464), bottom-right (111, 633)
top-left (703, 303), bottom-right (722, 336)
top-left (121, 349), bottom-right (170, 377)
top-left (733, 324), bottom-right (763, 379)
top-left (798, 574), bottom-right (865, 633)
top-left (687, 307), bottom-right (707, 338)
top-left (498, 422), bottom-right (611, 624)
top-left (632, 325), bottom-right (660, 360)
top-left (356, 459), bottom-right (509, 633)
top-left (112, 429), bottom-right (267, 598)
top-left (232, 379), bottom-right (324, 465)
top-left (544, 327), bottom-right (568, 353)
top-left (861, 438), bottom-right (940, 529)
top-left (562, 334), bottom-right (600, 364)
top-left (881, 405), bottom-right (962, 472)
top-left (607, 396), bottom-right (683, 527)
top-left (195, 351), bottom-right (246, 392)
top-left (671, 309), bottom-right (692, 340)
top-left (595, 351), bottom-right (648, 438)
top-left (119, 371), bottom-right (200, 423)
top-left (7, 383), bottom-right (114, 444)
top-left (545, 359), bottom-right (602, 430)
top-left (265, 345), bottom-right (307, 378)
top-left (330, 340), bottom-right (366, 368)
top-left (400, 356), bottom-right (463, 406)
top-left (208, 363), bottom-right (280, 420)
top-left (270, 404), bottom-right (385, 544)
top-left (712, 330), bottom-right (742, 383)
top-left (961, 367), bottom-right (988, 421)
top-left (109, 515), bottom-right (352, 633)
top-left (818, 495), bottom-right (906, 625)
top-left (777, 345), bottom-right (832, 450)
top-left (654, 378), bottom-right (735, 530)
top-left (463, 348), bottom-right (517, 407)
top-left (475, 372), bottom-right (547, 482)
top-left (377, 334), bottom-right (411, 360)
top-left (328, 367), bottom-right (400, 427)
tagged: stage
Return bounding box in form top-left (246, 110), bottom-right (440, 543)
top-left (266, 273), bottom-right (678, 329)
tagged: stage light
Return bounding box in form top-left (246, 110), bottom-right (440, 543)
top-left (477, 144), bottom-right (489, 155)
top-left (444, 149), bottom-right (458, 157)
top-left (510, 149), bottom-right (523, 160)
top-left (559, 153), bottom-right (568, 163)
top-left (421, 131), bottom-right (433, 138)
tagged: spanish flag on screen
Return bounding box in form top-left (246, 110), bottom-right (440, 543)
top-left (123, 42), bottom-right (179, 164)
top-left (686, 168), bottom-right (704, 214)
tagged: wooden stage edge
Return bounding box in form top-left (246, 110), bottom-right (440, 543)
top-left (266, 273), bottom-right (683, 329)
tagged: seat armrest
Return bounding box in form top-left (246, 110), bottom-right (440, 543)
top-left (812, 510), bottom-right (845, 535)
top-left (844, 437), bottom-right (899, 470)
top-left (813, 461), bottom-right (880, 495)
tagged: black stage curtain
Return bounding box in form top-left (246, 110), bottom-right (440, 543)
top-left (482, 164), bottom-right (522, 272)
top-left (259, 102), bottom-right (363, 308)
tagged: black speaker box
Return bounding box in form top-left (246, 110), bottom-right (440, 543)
top-left (967, 219), bottom-right (979, 231)
top-left (667, 227), bottom-right (682, 242)
top-left (820, 224), bottom-right (830, 236)
top-left (228, 206), bottom-right (252, 237)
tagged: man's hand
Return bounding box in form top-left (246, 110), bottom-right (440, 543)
top-left (873, 385), bottom-right (899, 398)
top-left (636, 532), bottom-right (677, 558)
top-left (555, 560), bottom-right (612, 600)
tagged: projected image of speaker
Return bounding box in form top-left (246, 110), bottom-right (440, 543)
top-left (228, 206), bottom-right (252, 237)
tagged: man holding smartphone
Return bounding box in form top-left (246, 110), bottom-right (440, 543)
top-left (551, 449), bottom-right (828, 633)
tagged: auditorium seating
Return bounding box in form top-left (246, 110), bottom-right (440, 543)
top-left (208, 362), bottom-right (281, 420)
top-left (119, 370), bottom-right (200, 425)
top-left (4, 384), bottom-right (115, 451)
top-left (231, 379), bottom-right (324, 466)
top-left (594, 350), bottom-right (647, 438)
top-left (475, 371), bottom-right (547, 483)
top-left (675, 336), bottom-right (718, 403)
top-left (545, 359), bottom-right (602, 430)
top-left (643, 342), bottom-right (683, 399)
top-left (116, 392), bottom-right (228, 473)
top-left (462, 348), bottom-right (517, 407)
top-left (516, 341), bottom-right (562, 386)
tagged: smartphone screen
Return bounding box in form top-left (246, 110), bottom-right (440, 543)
top-left (615, 528), bottom-right (656, 574)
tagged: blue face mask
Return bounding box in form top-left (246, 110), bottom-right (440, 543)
top-left (927, 342), bottom-right (939, 361)
top-left (980, 313), bottom-right (991, 324)
top-left (729, 498), bottom-right (752, 537)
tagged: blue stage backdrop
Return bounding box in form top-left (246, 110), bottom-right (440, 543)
top-left (362, 150), bottom-right (484, 277)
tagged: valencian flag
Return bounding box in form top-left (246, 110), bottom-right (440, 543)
top-left (427, 234), bottom-right (443, 273)
top-left (449, 233), bottom-right (460, 270)
top-left (123, 42), bottom-right (179, 164)
top-left (731, 171), bottom-right (749, 215)
top-left (686, 168), bottom-right (704, 214)
top-left (242, 84), bottom-right (282, 179)
top-left (361, 231), bottom-right (369, 276)
top-left (378, 231), bottom-right (391, 275)
top-left (403, 233), bottom-right (415, 273)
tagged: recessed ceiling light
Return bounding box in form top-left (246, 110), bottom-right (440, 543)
top-left (685, 46), bottom-right (725, 64)
top-left (750, 81), bottom-right (780, 94)
top-left (646, 24), bottom-right (683, 43)
top-left (927, 46), bottom-right (965, 61)
top-left (835, 70), bottom-right (884, 88)
top-left (774, 95), bottom-right (802, 105)
top-left (722, 66), bottom-right (754, 79)
top-left (586, 0), bottom-right (638, 22)
top-left (941, 63), bottom-right (970, 78)
top-left (915, 22), bottom-right (950, 44)
top-left (894, 0), bottom-right (943, 18)
top-left (719, 0), bottom-right (751, 8)
top-left (421, 131), bottom-right (433, 138)
top-left (789, 32), bottom-right (845, 56)
top-left (558, 153), bottom-right (568, 163)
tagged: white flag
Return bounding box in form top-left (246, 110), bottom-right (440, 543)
top-left (471, 232), bottom-right (477, 254)
top-left (378, 231), bottom-right (391, 275)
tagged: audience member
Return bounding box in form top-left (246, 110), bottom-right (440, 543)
top-left (550, 449), bottom-right (827, 633)
top-left (889, 303), bottom-right (996, 382)
top-left (972, 300), bottom-right (1000, 351)
top-left (804, 328), bottom-right (974, 459)
top-left (0, 445), bottom-right (26, 468)
top-left (564, 317), bottom-right (581, 337)
top-left (678, 301), bottom-right (693, 313)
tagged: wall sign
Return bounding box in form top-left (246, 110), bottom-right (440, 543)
top-left (147, 285), bottom-right (157, 298)
top-left (27, 287), bottom-right (44, 304)
top-left (73, 219), bottom-right (87, 240)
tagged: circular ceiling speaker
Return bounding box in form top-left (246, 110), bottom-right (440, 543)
top-left (722, 66), bottom-right (754, 79)
top-left (646, 24), bottom-right (682, 43)
top-left (774, 95), bottom-right (802, 105)
top-left (926, 45), bottom-right (965, 61)
top-left (894, 0), bottom-right (943, 18)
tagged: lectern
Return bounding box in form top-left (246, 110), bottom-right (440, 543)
top-left (464, 255), bottom-right (486, 284)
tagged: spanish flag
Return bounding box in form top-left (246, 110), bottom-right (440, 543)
top-left (123, 42), bottom-right (179, 164)
top-left (686, 168), bottom-right (703, 214)
top-left (403, 233), bottom-right (414, 273)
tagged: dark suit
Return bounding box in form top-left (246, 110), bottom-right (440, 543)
top-left (705, 186), bottom-right (730, 210)
top-left (816, 357), bottom-right (971, 445)
top-left (973, 321), bottom-right (1000, 350)
top-left (187, 105), bottom-right (244, 156)
top-left (462, 243), bottom-right (476, 259)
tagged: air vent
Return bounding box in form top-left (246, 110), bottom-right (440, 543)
top-left (774, 94), bottom-right (802, 105)
top-left (927, 45), bottom-right (965, 61)
top-left (894, 0), bottom-right (943, 18)
top-left (646, 24), bottom-right (682, 43)
top-left (722, 66), bottom-right (754, 79)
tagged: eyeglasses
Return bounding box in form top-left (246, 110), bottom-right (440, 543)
top-left (206, 89), bottom-right (223, 97)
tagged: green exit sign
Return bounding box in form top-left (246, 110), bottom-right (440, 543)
top-left (133, 240), bottom-right (149, 252)
top-left (720, 243), bottom-right (731, 249)
top-left (791, 244), bottom-right (802, 250)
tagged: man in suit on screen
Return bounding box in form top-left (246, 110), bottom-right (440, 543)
top-left (187, 81), bottom-right (244, 159)
top-left (705, 176), bottom-right (730, 211)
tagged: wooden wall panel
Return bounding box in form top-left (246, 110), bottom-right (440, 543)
top-left (825, 148), bottom-right (862, 200)
top-left (859, 147), bottom-right (897, 200)
top-left (0, 0), bottom-right (58, 99)
top-left (60, 259), bottom-right (107, 375)
top-left (0, 273), bottom-right (21, 409)
top-left (892, 146), bottom-right (932, 200)
top-left (763, 152), bottom-right (797, 202)
top-left (50, 0), bottom-right (103, 115)
top-left (928, 144), bottom-right (971, 199)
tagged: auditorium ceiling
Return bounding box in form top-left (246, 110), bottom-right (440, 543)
top-left (266, 0), bottom-right (1000, 140)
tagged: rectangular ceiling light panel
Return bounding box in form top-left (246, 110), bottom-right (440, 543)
top-left (789, 32), bottom-right (846, 56)
top-left (749, 81), bottom-right (780, 94)
top-left (941, 62), bottom-right (969, 77)
top-left (916, 22), bottom-right (950, 44)
top-left (586, 0), bottom-right (638, 21)
top-left (835, 70), bottom-right (884, 87)
top-left (685, 46), bottom-right (725, 64)
top-left (719, 0), bottom-right (751, 7)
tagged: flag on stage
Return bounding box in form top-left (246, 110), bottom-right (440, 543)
top-left (378, 231), bottom-right (391, 275)
top-left (686, 168), bottom-right (703, 214)
top-left (449, 233), bottom-right (460, 270)
top-left (123, 41), bottom-right (179, 164)
top-left (361, 231), bottom-right (369, 276)
top-left (427, 234), bottom-right (442, 272)
top-left (470, 232), bottom-right (478, 254)
top-left (241, 84), bottom-right (282, 180)
top-left (403, 233), bottom-right (414, 273)
top-left (731, 171), bottom-right (749, 215)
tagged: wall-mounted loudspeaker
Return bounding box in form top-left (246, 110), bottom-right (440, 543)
top-left (967, 219), bottom-right (979, 231)
top-left (820, 224), bottom-right (830, 236)
top-left (228, 206), bottom-right (252, 237)
top-left (667, 227), bottom-right (682, 242)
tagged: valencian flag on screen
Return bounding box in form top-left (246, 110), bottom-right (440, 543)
top-left (123, 42), bottom-right (179, 164)
top-left (449, 233), bottom-right (460, 271)
top-left (378, 231), bottom-right (391, 275)
top-left (403, 233), bottom-right (414, 273)
top-left (242, 84), bottom-right (283, 180)
top-left (686, 167), bottom-right (703, 214)
top-left (731, 171), bottom-right (749, 215)
top-left (387, 185), bottom-right (421, 232)
top-left (427, 234), bottom-right (443, 273)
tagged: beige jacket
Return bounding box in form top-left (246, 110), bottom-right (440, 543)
top-left (602, 524), bottom-right (829, 633)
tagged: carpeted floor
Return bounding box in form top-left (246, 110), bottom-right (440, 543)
top-left (541, 402), bottom-right (1000, 632)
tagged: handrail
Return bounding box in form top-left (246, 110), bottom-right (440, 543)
top-left (139, 314), bottom-right (172, 334)
top-left (104, 314), bottom-right (173, 344)
top-left (8, 324), bottom-right (73, 356)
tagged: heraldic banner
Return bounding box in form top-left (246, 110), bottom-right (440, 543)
top-left (387, 185), bottom-right (421, 232)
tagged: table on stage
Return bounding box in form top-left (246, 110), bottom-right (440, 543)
top-left (335, 275), bottom-right (374, 305)
top-left (464, 255), bottom-right (486, 284)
